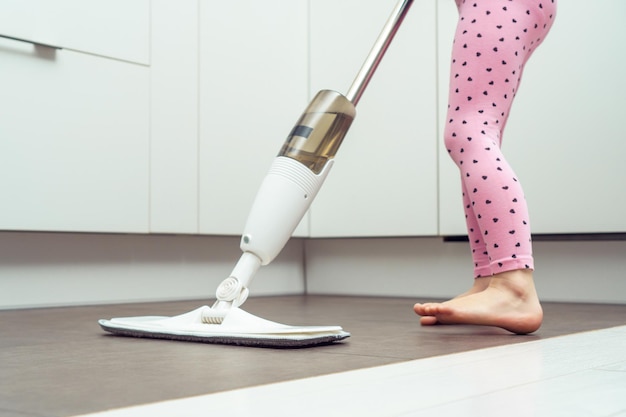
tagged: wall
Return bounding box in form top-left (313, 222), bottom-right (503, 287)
top-left (2, 232), bottom-right (624, 309)
top-left (304, 237), bottom-right (626, 304)
top-left (0, 232), bottom-right (305, 309)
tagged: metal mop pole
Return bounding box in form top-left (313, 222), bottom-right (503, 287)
top-left (345, 0), bottom-right (414, 106)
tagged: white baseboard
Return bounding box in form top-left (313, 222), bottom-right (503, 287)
top-left (304, 237), bottom-right (626, 304)
top-left (0, 232), bottom-right (305, 310)
top-left (1, 232), bottom-right (624, 309)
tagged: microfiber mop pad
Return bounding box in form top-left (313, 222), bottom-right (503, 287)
top-left (99, 306), bottom-right (350, 348)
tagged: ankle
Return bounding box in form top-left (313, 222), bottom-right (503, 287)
top-left (473, 276), bottom-right (492, 291)
top-left (489, 269), bottom-right (537, 300)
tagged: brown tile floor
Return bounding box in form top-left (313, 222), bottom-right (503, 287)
top-left (2, 295), bottom-right (625, 417)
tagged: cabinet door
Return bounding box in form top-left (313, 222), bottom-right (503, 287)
top-left (150, 0), bottom-right (199, 234)
top-left (436, 0), bottom-right (465, 236)
top-left (438, 0), bottom-right (626, 235)
top-left (0, 0), bottom-right (149, 64)
top-left (0, 38), bottom-right (150, 233)
top-left (198, 0), bottom-right (310, 236)
top-left (308, 0), bottom-right (438, 237)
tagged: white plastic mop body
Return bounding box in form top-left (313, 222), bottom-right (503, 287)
top-left (100, 0), bottom-right (414, 348)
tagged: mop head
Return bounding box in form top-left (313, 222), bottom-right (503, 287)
top-left (99, 306), bottom-right (350, 348)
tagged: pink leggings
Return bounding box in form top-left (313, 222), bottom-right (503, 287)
top-left (444, 0), bottom-right (556, 278)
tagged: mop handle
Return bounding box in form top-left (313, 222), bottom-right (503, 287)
top-left (345, 0), bottom-right (414, 106)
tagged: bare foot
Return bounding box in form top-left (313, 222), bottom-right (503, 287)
top-left (418, 277), bottom-right (492, 326)
top-left (413, 270), bottom-right (543, 334)
top-left (451, 276), bottom-right (492, 298)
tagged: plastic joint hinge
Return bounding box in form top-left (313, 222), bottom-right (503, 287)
top-left (215, 276), bottom-right (249, 308)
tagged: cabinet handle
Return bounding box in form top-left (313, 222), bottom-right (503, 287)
top-left (0, 34), bottom-right (62, 50)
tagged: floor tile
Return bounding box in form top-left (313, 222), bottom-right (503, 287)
top-left (71, 326), bottom-right (626, 417)
top-left (2, 296), bottom-right (625, 417)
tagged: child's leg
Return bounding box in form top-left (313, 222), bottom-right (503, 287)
top-left (446, 0), bottom-right (556, 275)
top-left (415, 0), bottom-right (556, 333)
top-left (461, 177), bottom-right (493, 278)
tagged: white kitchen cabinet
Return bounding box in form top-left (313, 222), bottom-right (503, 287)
top-left (438, 0), bottom-right (626, 235)
top-left (149, 0), bottom-right (199, 234)
top-left (436, 0), bottom-right (470, 236)
top-left (0, 0), bottom-right (150, 65)
top-left (0, 38), bottom-right (150, 233)
top-left (198, 0), bottom-right (310, 236)
top-left (5, 0), bottom-right (622, 238)
top-left (307, 0), bottom-right (439, 237)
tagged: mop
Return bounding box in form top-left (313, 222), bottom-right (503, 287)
top-left (100, 0), bottom-right (414, 348)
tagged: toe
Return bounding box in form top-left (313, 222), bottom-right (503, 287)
top-left (420, 316), bottom-right (438, 326)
